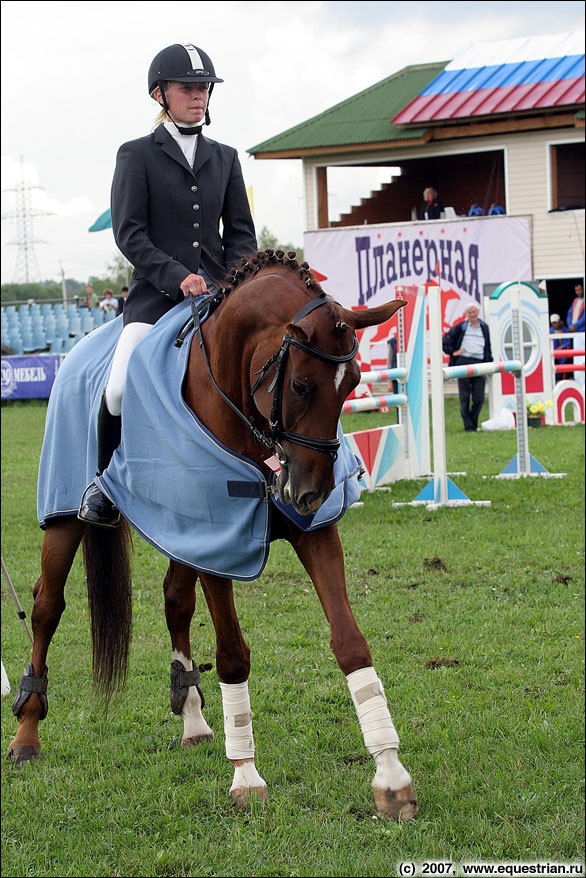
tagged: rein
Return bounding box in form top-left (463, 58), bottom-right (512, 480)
top-left (188, 294), bottom-right (358, 460)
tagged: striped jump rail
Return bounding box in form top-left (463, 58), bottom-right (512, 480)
top-left (356, 367), bottom-right (408, 384)
top-left (342, 393), bottom-right (408, 414)
top-left (552, 349), bottom-right (585, 358)
top-left (442, 359), bottom-right (522, 381)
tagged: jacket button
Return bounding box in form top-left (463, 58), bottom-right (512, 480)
top-left (192, 241), bottom-right (199, 248)
top-left (193, 223), bottom-right (200, 229)
top-left (192, 204), bottom-right (200, 210)
top-left (191, 185), bottom-right (198, 192)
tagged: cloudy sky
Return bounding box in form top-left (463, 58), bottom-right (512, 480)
top-left (1, 0), bottom-right (584, 284)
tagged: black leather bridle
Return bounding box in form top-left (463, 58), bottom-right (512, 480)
top-left (187, 294), bottom-right (358, 460)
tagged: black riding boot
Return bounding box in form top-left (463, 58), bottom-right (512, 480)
top-left (78, 391), bottom-right (122, 528)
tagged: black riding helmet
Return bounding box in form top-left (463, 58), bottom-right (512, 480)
top-left (148, 43), bottom-right (223, 128)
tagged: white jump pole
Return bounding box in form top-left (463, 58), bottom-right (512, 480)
top-left (496, 288), bottom-right (563, 479)
top-left (395, 283), bottom-right (491, 508)
top-left (428, 282), bottom-right (449, 505)
top-left (512, 288), bottom-right (531, 476)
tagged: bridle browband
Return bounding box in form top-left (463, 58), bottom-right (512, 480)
top-left (188, 294), bottom-right (358, 460)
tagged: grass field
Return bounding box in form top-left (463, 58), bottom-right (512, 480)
top-left (1, 398), bottom-right (584, 878)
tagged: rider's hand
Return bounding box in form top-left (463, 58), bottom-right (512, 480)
top-left (180, 273), bottom-right (209, 297)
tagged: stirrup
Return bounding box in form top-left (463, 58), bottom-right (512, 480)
top-left (78, 482), bottom-right (120, 528)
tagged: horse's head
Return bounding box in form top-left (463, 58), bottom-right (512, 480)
top-left (250, 292), bottom-right (406, 516)
top-left (189, 254), bottom-right (406, 518)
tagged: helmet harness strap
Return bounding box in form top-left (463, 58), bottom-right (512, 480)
top-left (157, 80), bottom-right (211, 135)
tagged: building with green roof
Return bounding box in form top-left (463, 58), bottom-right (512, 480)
top-left (247, 40), bottom-right (584, 313)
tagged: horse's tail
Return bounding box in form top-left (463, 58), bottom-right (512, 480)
top-left (82, 519), bottom-right (133, 703)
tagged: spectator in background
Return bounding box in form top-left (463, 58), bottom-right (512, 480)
top-left (442, 302), bottom-right (493, 432)
top-left (420, 186), bottom-right (443, 220)
top-left (567, 281), bottom-right (585, 388)
top-left (386, 335), bottom-right (399, 395)
top-left (84, 284), bottom-right (95, 308)
top-left (550, 313), bottom-right (571, 382)
top-left (567, 282), bottom-right (584, 333)
top-left (99, 289), bottom-right (119, 313)
top-left (118, 286), bottom-right (129, 314)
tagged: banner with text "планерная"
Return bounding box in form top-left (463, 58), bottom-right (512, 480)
top-left (304, 215), bottom-right (532, 332)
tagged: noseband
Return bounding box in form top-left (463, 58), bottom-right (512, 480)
top-left (189, 294), bottom-right (358, 460)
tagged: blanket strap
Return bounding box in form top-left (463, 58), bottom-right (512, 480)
top-left (227, 481), bottom-right (268, 499)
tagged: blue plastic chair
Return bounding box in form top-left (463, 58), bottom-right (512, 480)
top-left (488, 204), bottom-right (505, 216)
top-left (33, 330), bottom-right (47, 350)
top-left (468, 205), bottom-right (485, 217)
top-left (63, 336), bottom-right (78, 353)
top-left (8, 334), bottom-right (24, 355)
top-left (81, 314), bottom-right (95, 333)
top-left (49, 337), bottom-right (65, 354)
top-left (55, 319), bottom-right (69, 340)
top-left (22, 330), bottom-right (36, 352)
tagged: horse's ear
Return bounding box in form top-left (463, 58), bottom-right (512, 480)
top-left (286, 322), bottom-right (310, 344)
top-left (344, 299), bottom-right (407, 330)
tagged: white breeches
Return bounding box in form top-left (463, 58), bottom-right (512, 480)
top-left (105, 322), bottom-right (153, 416)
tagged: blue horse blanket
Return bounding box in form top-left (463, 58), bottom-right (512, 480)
top-left (37, 300), bottom-right (363, 580)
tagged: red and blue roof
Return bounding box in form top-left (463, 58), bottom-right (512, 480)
top-left (392, 31), bottom-right (585, 125)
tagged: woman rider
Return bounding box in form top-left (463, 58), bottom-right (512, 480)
top-left (79, 43), bottom-right (257, 527)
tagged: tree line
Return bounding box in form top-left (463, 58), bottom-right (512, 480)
top-left (2, 229), bottom-right (303, 305)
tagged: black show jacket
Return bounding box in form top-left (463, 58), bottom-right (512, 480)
top-left (111, 124), bottom-right (257, 324)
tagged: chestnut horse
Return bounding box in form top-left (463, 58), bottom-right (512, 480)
top-left (8, 252), bottom-right (418, 820)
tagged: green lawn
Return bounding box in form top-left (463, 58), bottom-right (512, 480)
top-left (1, 399), bottom-right (584, 877)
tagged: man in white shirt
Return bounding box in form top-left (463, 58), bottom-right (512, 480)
top-left (442, 302), bottom-right (493, 432)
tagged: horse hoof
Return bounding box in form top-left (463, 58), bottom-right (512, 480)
top-left (230, 785), bottom-right (268, 809)
top-left (373, 784), bottom-right (419, 821)
top-left (182, 732), bottom-right (214, 747)
top-left (7, 743), bottom-right (41, 766)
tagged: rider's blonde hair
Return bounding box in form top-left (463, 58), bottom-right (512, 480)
top-left (151, 81), bottom-right (171, 127)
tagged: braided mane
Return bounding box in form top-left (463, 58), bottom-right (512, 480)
top-left (218, 249), bottom-right (326, 298)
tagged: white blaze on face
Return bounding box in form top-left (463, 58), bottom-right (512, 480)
top-left (334, 362), bottom-right (347, 392)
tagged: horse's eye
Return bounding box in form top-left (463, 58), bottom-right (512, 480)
top-left (292, 380), bottom-right (310, 398)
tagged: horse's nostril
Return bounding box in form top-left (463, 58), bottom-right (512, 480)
top-left (295, 490), bottom-right (323, 515)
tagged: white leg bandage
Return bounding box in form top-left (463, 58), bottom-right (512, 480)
top-left (220, 680), bottom-right (255, 760)
top-left (347, 666), bottom-right (399, 759)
